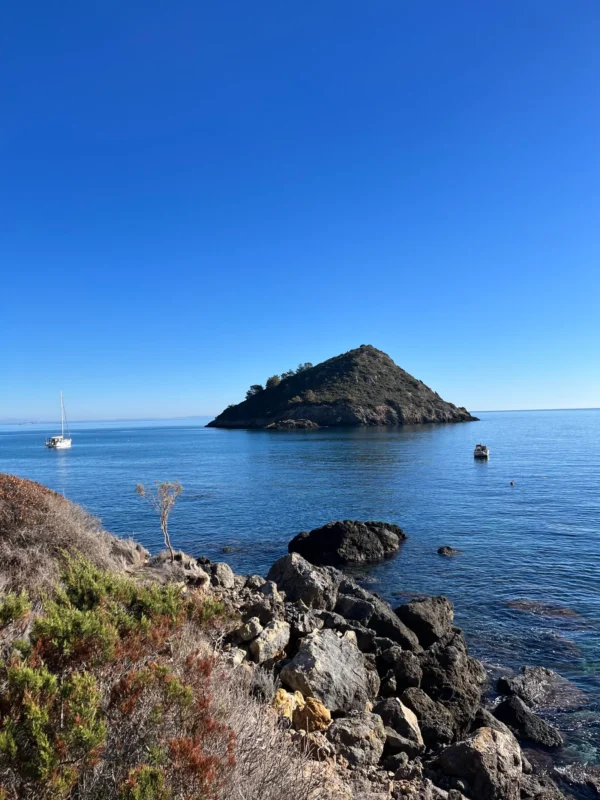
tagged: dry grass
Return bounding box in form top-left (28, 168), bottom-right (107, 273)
top-left (0, 473), bottom-right (144, 599)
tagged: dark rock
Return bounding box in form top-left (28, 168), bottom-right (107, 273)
top-left (207, 345), bottom-right (478, 429)
top-left (335, 593), bottom-right (375, 624)
top-left (378, 646), bottom-right (422, 689)
top-left (438, 546), bottom-right (460, 557)
top-left (384, 727), bottom-right (425, 759)
top-left (289, 519), bottom-right (406, 565)
top-left (264, 419), bottom-right (319, 430)
top-left (497, 666), bottom-right (584, 711)
top-left (380, 670), bottom-right (398, 697)
top-left (383, 750), bottom-right (410, 772)
top-left (266, 553), bottom-right (339, 610)
top-left (372, 698), bottom-right (424, 747)
top-left (369, 597), bottom-right (422, 650)
top-left (284, 602), bottom-right (324, 640)
top-left (326, 711), bottom-right (386, 766)
top-left (395, 597), bottom-right (454, 648)
top-left (470, 707), bottom-right (513, 738)
top-left (400, 687), bottom-right (455, 748)
top-left (493, 696), bottom-right (563, 748)
top-left (419, 630), bottom-right (487, 736)
top-left (280, 629), bottom-right (379, 713)
top-left (431, 727), bottom-right (522, 800)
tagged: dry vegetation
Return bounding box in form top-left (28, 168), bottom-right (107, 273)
top-left (0, 474), bottom-right (334, 800)
top-left (0, 474), bottom-right (146, 600)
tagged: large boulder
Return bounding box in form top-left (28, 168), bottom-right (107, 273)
top-left (396, 597), bottom-right (454, 648)
top-left (326, 711), bottom-right (386, 766)
top-left (400, 688), bottom-right (455, 748)
top-left (248, 620), bottom-right (290, 664)
top-left (432, 727), bottom-right (522, 800)
top-left (280, 629), bottom-right (379, 713)
top-left (372, 698), bottom-right (424, 748)
top-left (266, 553), bottom-right (339, 610)
top-left (493, 696), bottom-right (563, 748)
top-left (335, 577), bottom-right (421, 650)
top-left (288, 520), bottom-right (406, 565)
top-left (419, 630), bottom-right (487, 735)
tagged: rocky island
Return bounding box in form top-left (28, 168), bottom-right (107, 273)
top-left (207, 345), bottom-right (478, 429)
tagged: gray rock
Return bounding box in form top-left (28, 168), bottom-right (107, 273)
top-left (395, 596), bottom-right (455, 648)
top-left (289, 519), bottom-right (406, 565)
top-left (432, 726), bottom-right (522, 800)
top-left (257, 580), bottom-right (284, 603)
top-left (470, 707), bottom-right (513, 738)
top-left (211, 561), bottom-right (235, 589)
top-left (223, 646), bottom-right (247, 667)
top-left (280, 628), bottom-right (378, 713)
top-left (235, 616), bottom-right (263, 643)
top-left (497, 666), bottom-right (583, 711)
top-left (372, 698), bottom-right (424, 747)
top-left (493, 696), bottom-right (563, 748)
top-left (249, 620), bottom-right (290, 664)
top-left (266, 553), bottom-right (339, 610)
top-left (284, 602), bottom-right (324, 639)
top-left (245, 574), bottom-right (266, 590)
top-left (326, 711), bottom-right (386, 765)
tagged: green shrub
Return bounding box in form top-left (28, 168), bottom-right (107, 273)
top-left (0, 590), bottom-right (31, 627)
top-left (118, 766), bottom-right (172, 800)
top-left (265, 375), bottom-right (281, 389)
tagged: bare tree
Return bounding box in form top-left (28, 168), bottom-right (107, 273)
top-left (135, 480), bottom-right (182, 562)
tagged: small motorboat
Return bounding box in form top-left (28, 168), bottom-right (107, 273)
top-left (474, 443), bottom-right (489, 459)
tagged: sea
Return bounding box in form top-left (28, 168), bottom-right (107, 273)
top-left (1, 409), bottom-right (599, 774)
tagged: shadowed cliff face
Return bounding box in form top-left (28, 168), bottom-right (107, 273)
top-left (207, 345), bottom-right (478, 429)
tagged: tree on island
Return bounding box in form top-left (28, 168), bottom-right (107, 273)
top-left (246, 384), bottom-right (264, 400)
top-left (136, 480), bottom-right (182, 563)
top-left (296, 362), bottom-right (313, 372)
top-left (265, 375), bottom-right (281, 389)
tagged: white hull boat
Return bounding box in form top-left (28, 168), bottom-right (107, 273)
top-left (46, 392), bottom-right (72, 449)
top-left (474, 443), bottom-right (489, 459)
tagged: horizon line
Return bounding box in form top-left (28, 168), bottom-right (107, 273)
top-left (1, 407), bottom-right (599, 425)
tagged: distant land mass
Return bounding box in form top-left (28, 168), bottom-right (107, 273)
top-left (207, 345), bottom-right (478, 429)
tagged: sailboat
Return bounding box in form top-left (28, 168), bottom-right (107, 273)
top-left (45, 392), bottom-right (72, 449)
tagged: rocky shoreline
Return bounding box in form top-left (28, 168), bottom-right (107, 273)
top-left (150, 520), bottom-right (587, 800)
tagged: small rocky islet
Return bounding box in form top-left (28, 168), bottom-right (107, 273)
top-left (207, 345), bottom-right (478, 429)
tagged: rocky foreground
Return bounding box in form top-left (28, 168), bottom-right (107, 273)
top-left (159, 526), bottom-right (577, 800)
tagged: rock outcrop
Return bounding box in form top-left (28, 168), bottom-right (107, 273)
top-left (264, 419), bottom-right (320, 430)
top-left (207, 345), bottom-right (478, 428)
top-left (289, 519), bottom-right (406, 565)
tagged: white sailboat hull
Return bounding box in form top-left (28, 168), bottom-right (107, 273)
top-left (46, 436), bottom-right (72, 449)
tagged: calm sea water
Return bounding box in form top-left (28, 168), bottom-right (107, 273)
top-left (1, 410), bottom-right (599, 765)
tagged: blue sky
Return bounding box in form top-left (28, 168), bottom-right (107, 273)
top-left (1, 1), bottom-right (599, 420)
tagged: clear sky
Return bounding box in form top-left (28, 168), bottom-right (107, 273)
top-left (1, 1), bottom-right (599, 421)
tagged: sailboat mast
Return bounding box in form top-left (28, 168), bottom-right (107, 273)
top-left (60, 391), bottom-right (64, 438)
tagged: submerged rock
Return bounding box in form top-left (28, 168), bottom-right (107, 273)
top-left (289, 519), bottom-right (406, 565)
top-left (497, 666), bottom-right (584, 711)
top-left (438, 546), bottom-right (461, 557)
top-left (280, 628), bottom-right (379, 713)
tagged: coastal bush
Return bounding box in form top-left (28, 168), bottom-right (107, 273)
top-left (245, 384), bottom-right (264, 400)
top-left (0, 553), bottom-right (322, 800)
top-left (265, 375), bottom-right (281, 389)
top-left (0, 591), bottom-right (31, 627)
top-left (136, 481), bottom-right (182, 563)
